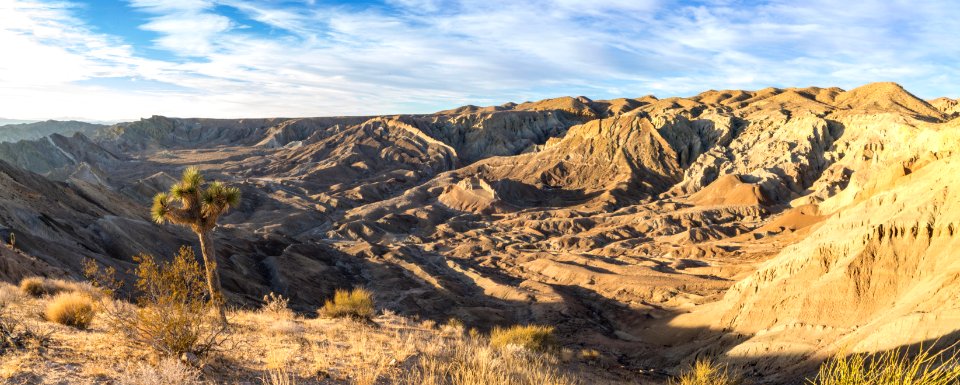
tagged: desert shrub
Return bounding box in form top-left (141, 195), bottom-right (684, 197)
top-left (44, 292), bottom-right (96, 329)
top-left (261, 292), bottom-right (294, 319)
top-left (808, 345), bottom-right (960, 385)
top-left (671, 359), bottom-right (738, 385)
top-left (319, 288), bottom-right (374, 320)
top-left (489, 324), bottom-right (556, 352)
top-left (19, 277), bottom-right (66, 297)
top-left (117, 358), bottom-right (203, 385)
top-left (92, 246), bottom-right (228, 358)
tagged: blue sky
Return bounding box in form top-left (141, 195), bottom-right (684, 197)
top-left (0, 0), bottom-right (957, 120)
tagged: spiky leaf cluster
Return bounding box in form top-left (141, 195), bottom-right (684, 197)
top-left (151, 167), bottom-right (241, 232)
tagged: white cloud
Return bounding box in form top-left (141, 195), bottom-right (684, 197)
top-left (130, 0), bottom-right (232, 56)
top-left (0, 0), bottom-right (957, 121)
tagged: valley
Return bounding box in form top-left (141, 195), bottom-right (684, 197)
top-left (1, 82), bottom-right (959, 383)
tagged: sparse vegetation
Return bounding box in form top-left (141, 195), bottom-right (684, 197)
top-left (151, 166), bottom-right (241, 325)
top-left (92, 246), bottom-right (229, 358)
top-left (670, 359), bottom-right (739, 385)
top-left (0, 293), bottom-right (50, 356)
top-left (19, 277), bottom-right (66, 297)
top-left (489, 324), bottom-right (556, 352)
top-left (44, 292), bottom-right (96, 329)
top-left (0, 283), bottom-right (22, 307)
top-left (261, 292), bottom-right (294, 320)
top-left (0, 286), bottom-right (618, 384)
top-left (117, 358), bottom-right (204, 385)
top-left (579, 348), bottom-right (601, 362)
top-left (808, 345), bottom-right (960, 385)
top-left (319, 287), bottom-right (374, 320)
top-left (262, 367), bottom-right (298, 385)
top-left (402, 333), bottom-right (579, 385)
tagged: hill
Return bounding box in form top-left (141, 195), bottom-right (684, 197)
top-left (0, 120), bottom-right (106, 143)
top-left (1, 82), bottom-right (959, 383)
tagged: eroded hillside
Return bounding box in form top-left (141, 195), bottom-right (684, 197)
top-left (1, 82), bottom-right (958, 382)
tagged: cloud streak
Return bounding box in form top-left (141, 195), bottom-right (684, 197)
top-left (0, 0), bottom-right (957, 120)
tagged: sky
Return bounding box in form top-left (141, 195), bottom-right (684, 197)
top-left (0, 0), bottom-right (958, 121)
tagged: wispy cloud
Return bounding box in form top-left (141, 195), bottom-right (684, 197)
top-left (0, 0), bottom-right (957, 120)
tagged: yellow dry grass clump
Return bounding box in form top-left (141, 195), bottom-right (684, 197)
top-left (808, 346), bottom-right (960, 385)
top-left (19, 277), bottom-right (70, 297)
top-left (319, 287), bottom-right (374, 320)
top-left (489, 324), bottom-right (556, 352)
top-left (402, 334), bottom-right (579, 385)
top-left (44, 291), bottom-right (96, 330)
top-left (670, 359), bottom-right (739, 385)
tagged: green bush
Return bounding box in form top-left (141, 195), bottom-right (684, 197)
top-left (318, 288), bottom-right (374, 320)
top-left (489, 324), bottom-right (556, 352)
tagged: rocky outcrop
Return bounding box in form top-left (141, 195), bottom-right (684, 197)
top-left (0, 133), bottom-right (120, 177)
top-left (929, 97), bottom-right (959, 119)
top-left (404, 110), bottom-right (576, 162)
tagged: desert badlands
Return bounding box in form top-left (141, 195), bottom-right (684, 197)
top-left (1, 82), bottom-right (960, 384)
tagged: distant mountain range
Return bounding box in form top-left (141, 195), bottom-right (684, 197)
top-left (0, 120), bottom-right (106, 143)
top-left (0, 118), bottom-right (37, 126)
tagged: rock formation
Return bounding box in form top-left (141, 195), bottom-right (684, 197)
top-left (0, 81), bottom-right (958, 381)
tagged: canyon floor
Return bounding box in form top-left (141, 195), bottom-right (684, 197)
top-left (1, 82), bottom-right (959, 384)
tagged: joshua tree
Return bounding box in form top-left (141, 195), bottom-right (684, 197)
top-left (151, 167), bottom-right (240, 325)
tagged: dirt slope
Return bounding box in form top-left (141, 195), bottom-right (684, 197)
top-left (1, 82), bottom-right (959, 382)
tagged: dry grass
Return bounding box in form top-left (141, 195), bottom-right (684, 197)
top-left (489, 324), bottom-right (556, 352)
top-left (808, 345), bottom-right (960, 385)
top-left (44, 291), bottom-right (96, 330)
top-left (579, 348), bottom-right (601, 362)
top-left (670, 359), bottom-right (739, 385)
top-left (0, 282), bottom-right (22, 307)
top-left (19, 276), bottom-right (102, 300)
top-left (0, 279), bottom-right (633, 385)
top-left (319, 287), bottom-right (374, 320)
top-left (261, 292), bottom-right (295, 320)
top-left (117, 358), bottom-right (204, 385)
top-left (19, 277), bottom-right (68, 297)
top-left (401, 334), bottom-right (579, 385)
top-left (262, 367), bottom-right (298, 385)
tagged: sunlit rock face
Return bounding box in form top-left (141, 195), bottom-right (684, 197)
top-left (2, 82), bottom-right (959, 380)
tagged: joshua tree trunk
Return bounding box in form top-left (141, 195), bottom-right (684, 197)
top-left (152, 167), bottom-right (240, 327)
top-left (197, 231), bottom-right (228, 326)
